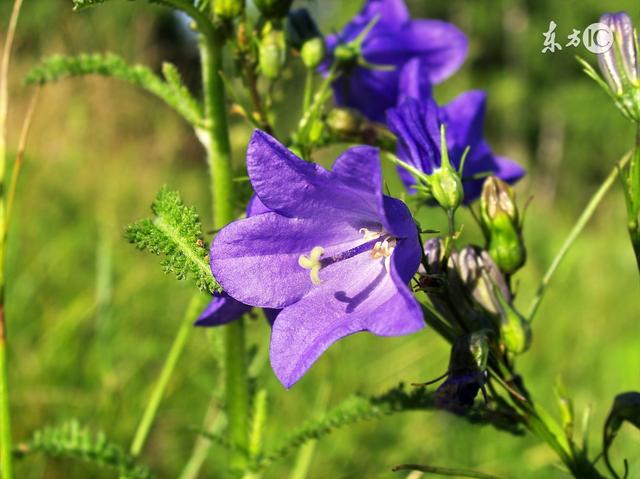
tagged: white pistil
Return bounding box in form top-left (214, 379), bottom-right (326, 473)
top-left (298, 246), bottom-right (324, 285)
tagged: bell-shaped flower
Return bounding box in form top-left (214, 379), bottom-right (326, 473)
top-left (324, 0), bottom-right (467, 122)
top-left (196, 196), bottom-right (279, 327)
top-left (211, 130), bottom-right (424, 387)
top-left (387, 63), bottom-right (525, 202)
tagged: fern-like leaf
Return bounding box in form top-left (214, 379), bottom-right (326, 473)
top-left (26, 53), bottom-right (202, 126)
top-left (252, 384), bottom-right (524, 471)
top-left (14, 420), bottom-right (151, 479)
top-left (126, 187), bottom-right (219, 293)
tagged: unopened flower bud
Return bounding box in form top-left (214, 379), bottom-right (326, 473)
top-left (455, 246), bottom-right (511, 316)
top-left (326, 108), bottom-right (365, 139)
top-left (429, 125), bottom-right (463, 212)
top-left (496, 292), bottom-right (531, 355)
top-left (259, 27), bottom-right (286, 80)
top-left (480, 176), bottom-right (526, 275)
top-left (286, 9), bottom-right (321, 50)
top-left (596, 12), bottom-right (640, 122)
top-left (334, 43), bottom-right (358, 64)
top-left (255, 0), bottom-right (293, 19)
top-left (301, 37), bottom-right (326, 69)
top-left (213, 0), bottom-right (244, 19)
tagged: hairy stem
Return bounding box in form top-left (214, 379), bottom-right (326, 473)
top-left (199, 26), bottom-right (249, 473)
top-left (199, 33), bottom-right (234, 229)
top-left (130, 293), bottom-right (208, 457)
top-left (527, 152), bottom-right (631, 321)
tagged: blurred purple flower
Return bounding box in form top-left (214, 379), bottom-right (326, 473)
top-left (324, 0), bottom-right (467, 122)
top-left (211, 130), bottom-right (424, 387)
top-left (196, 196), bottom-right (279, 327)
top-left (387, 61), bottom-right (525, 202)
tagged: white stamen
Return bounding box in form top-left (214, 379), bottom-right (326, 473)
top-left (298, 246), bottom-right (324, 285)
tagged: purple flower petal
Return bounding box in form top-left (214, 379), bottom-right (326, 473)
top-left (325, 0), bottom-right (467, 122)
top-left (363, 20), bottom-right (468, 84)
top-left (211, 212), bottom-right (356, 309)
top-left (195, 293), bottom-right (252, 327)
top-left (270, 246), bottom-right (423, 388)
top-left (246, 194), bottom-right (270, 216)
top-left (247, 130), bottom-right (381, 223)
top-left (338, 0), bottom-right (410, 42)
top-left (441, 90), bottom-right (487, 149)
top-left (399, 57), bottom-right (433, 103)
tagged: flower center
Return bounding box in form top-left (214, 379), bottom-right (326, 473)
top-left (298, 228), bottom-right (396, 285)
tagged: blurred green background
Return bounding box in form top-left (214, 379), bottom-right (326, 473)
top-left (2, 0), bottom-right (639, 477)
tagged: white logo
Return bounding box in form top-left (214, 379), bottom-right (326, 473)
top-left (583, 23), bottom-right (614, 54)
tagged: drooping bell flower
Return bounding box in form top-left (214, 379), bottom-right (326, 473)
top-left (324, 0), bottom-right (468, 122)
top-left (211, 130), bottom-right (424, 387)
top-left (387, 67), bottom-right (525, 203)
top-left (594, 12), bottom-right (640, 122)
top-left (196, 196), bottom-right (279, 327)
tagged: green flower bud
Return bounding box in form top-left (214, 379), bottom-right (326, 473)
top-left (429, 126), bottom-right (463, 212)
top-left (259, 27), bottom-right (286, 80)
top-left (301, 37), bottom-right (326, 69)
top-left (254, 0), bottom-right (293, 19)
top-left (334, 43), bottom-right (357, 64)
top-left (286, 8), bottom-right (321, 49)
top-left (326, 108), bottom-right (365, 139)
top-left (213, 0), bottom-right (244, 19)
top-left (496, 291), bottom-right (531, 354)
top-left (480, 176), bottom-right (526, 275)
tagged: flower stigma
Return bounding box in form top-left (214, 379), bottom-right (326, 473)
top-left (298, 228), bottom-right (397, 285)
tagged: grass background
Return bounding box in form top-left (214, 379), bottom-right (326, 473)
top-left (2, 0), bottom-right (639, 477)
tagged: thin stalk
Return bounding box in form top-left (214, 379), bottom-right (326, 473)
top-left (178, 394), bottom-right (226, 479)
top-left (302, 68), bottom-right (313, 113)
top-left (0, 1), bottom-right (24, 477)
top-left (5, 86), bottom-right (39, 230)
top-left (199, 27), bottom-right (250, 472)
top-left (527, 152), bottom-right (631, 321)
top-left (129, 293), bottom-right (208, 457)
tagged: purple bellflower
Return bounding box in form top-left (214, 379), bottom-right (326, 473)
top-left (387, 60), bottom-right (525, 202)
top-left (211, 130), bottom-right (424, 387)
top-left (325, 0), bottom-right (468, 122)
top-left (196, 196), bottom-right (279, 327)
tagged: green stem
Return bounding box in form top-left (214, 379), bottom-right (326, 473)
top-left (0, 1), bottom-right (24, 477)
top-left (302, 68), bottom-right (314, 113)
top-left (199, 26), bottom-right (250, 473)
top-left (199, 33), bottom-right (234, 229)
top-left (224, 320), bottom-right (250, 471)
top-left (295, 64), bottom-right (339, 155)
top-left (129, 293), bottom-right (208, 457)
top-left (527, 152), bottom-right (631, 321)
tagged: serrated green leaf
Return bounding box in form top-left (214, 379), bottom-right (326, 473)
top-left (26, 53), bottom-right (202, 126)
top-left (126, 187), bottom-right (219, 293)
top-left (14, 420), bottom-right (151, 479)
top-left (248, 383), bottom-right (523, 472)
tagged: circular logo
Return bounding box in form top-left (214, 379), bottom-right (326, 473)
top-left (583, 23), bottom-right (614, 54)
